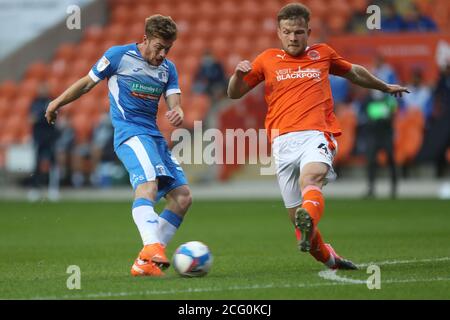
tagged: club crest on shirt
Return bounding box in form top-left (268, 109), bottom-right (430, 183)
top-left (156, 165), bottom-right (166, 176)
top-left (158, 71), bottom-right (169, 82)
top-left (307, 50), bottom-right (320, 60)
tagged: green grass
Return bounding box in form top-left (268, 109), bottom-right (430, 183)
top-left (0, 199), bottom-right (449, 299)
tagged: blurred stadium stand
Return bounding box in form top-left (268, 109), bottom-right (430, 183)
top-left (0, 0), bottom-right (449, 193)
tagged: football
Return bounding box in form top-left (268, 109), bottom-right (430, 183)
top-left (172, 241), bottom-right (213, 277)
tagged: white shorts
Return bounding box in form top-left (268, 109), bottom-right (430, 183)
top-left (272, 130), bottom-right (338, 208)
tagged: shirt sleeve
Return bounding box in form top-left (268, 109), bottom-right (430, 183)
top-left (328, 46), bottom-right (353, 77)
top-left (243, 53), bottom-right (265, 88)
top-left (165, 60), bottom-right (181, 97)
top-left (88, 46), bottom-right (122, 83)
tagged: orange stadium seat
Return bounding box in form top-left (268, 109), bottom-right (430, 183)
top-left (394, 109), bottom-right (425, 165)
top-left (0, 81), bottom-right (18, 100)
top-left (77, 42), bottom-right (100, 62)
top-left (232, 36), bottom-right (253, 58)
top-left (192, 20), bottom-right (214, 41)
top-left (328, 0), bottom-right (353, 20)
top-left (198, 2), bottom-right (219, 21)
top-left (54, 43), bottom-right (76, 62)
top-left (178, 55), bottom-right (200, 78)
top-left (103, 23), bottom-right (127, 43)
top-left (306, 0), bottom-right (327, 19)
top-left (71, 59), bottom-right (92, 78)
top-left (210, 37), bottom-right (230, 62)
top-left (220, 0), bottom-right (241, 20)
top-left (186, 36), bottom-right (206, 57)
top-left (82, 25), bottom-right (103, 43)
top-left (71, 113), bottom-right (94, 144)
top-left (49, 59), bottom-right (68, 78)
top-left (24, 62), bottom-right (48, 81)
top-left (334, 105), bottom-right (357, 165)
top-left (349, 0), bottom-right (369, 12)
top-left (241, 0), bottom-right (264, 20)
top-left (178, 74), bottom-right (193, 94)
top-left (110, 5), bottom-right (134, 26)
top-left (0, 97), bottom-right (10, 119)
top-left (154, 3), bottom-right (175, 18)
top-left (0, 115), bottom-right (23, 145)
top-left (237, 18), bottom-right (260, 39)
top-left (182, 94), bottom-right (211, 129)
top-left (21, 79), bottom-right (39, 99)
top-left (216, 19), bottom-right (235, 39)
top-left (173, 2), bottom-right (197, 22)
top-left (326, 14), bottom-right (348, 36)
top-left (13, 96), bottom-right (33, 117)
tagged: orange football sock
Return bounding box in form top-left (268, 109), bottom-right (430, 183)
top-left (309, 229), bottom-right (331, 263)
top-left (301, 185), bottom-right (324, 224)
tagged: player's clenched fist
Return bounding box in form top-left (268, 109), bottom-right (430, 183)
top-left (166, 109), bottom-right (183, 127)
top-left (235, 60), bottom-right (252, 78)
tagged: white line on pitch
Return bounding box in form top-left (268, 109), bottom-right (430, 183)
top-left (26, 256), bottom-right (450, 300)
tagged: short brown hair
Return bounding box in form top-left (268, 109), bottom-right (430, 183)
top-left (145, 14), bottom-right (177, 41)
top-left (277, 3), bottom-right (311, 25)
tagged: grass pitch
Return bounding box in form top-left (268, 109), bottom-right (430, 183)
top-left (0, 199), bottom-right (449, 300)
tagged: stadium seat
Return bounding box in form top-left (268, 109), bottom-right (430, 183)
top-left (216, 19), bottom-right (235, 39)
top-left (219, 0), bottom-right (240, 20)
top-left (334, 105), bottom-right (357, 165)
top-left (110, 5), bottom-right (134, 26)
top-left (21, 79), bottom-right (39, 99)
top-left (0, 97), bottom-right (10, 119)
top-left (53, 43), bottom-right (76, 62)
top-left (232, 36), bottom-right (253, 58)
top-left (237, 18), bottom-right (260, 39)
top-left (24, 62), bottom-right (48, 81)
top-left (77, 42), bottom-right (100, 62)
top-left (71, 113), bottom-right (95, 144)
top-left (326, 14), bottom-right (348, 36)
top-left (198, 2), bottom-right (219, 21)
top-left (13, 96), bottom-right (33, 118)
top-left (210, 37), bottom-right (230, 61)
top-left (192, 20), bottom-right (215, 41)
top-left (183, 94), bottom-right (211, 129)
top-left (394, 108), bottom-right (425, 165)
top-left (0, 81), bottom-right (18, 100)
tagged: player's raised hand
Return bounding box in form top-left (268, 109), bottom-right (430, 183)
top-left (235, 60), bottom-right (252, 78)
top-left (385, 84), bottom-right (410, 98)
top-left (45, 101), bottom-right (59, 125)
top-left (166, 109), bottom-right (183, 127)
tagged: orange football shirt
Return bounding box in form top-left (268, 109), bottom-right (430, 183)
top-left (243, 43), bottom-right (352, 140)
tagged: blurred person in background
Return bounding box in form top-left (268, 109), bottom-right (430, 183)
top-left (193, 50), bottom-right (228, 104)
top-left (28, 83), bottom-right (59, 201)
top-left (402, 68), bottom-right (433, 120)
top-left (380, 2), bottom-right (406, 32)
top-left (89, 112), bottom-right (116, 188)
top-left (54, 115), bottom-right (75, 187)
top-left (419, 61), bottom-right (450, 177)
top-left (403, 4), bottom-right (438, 32)
top-left (363, 89), bottom-right (398, 198)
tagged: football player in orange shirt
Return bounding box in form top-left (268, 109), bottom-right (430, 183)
top-left (228, 3), bottom-right (409, 270)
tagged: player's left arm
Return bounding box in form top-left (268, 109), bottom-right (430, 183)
top-left (342, 64), bottom-right (410, 97)
top-left (165, 93), bottom-right (183, 127)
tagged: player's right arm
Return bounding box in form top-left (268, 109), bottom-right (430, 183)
top-left (45, 75), bottom-right (98, 124)
top-left (227, 60), bottom-right (254, 99)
